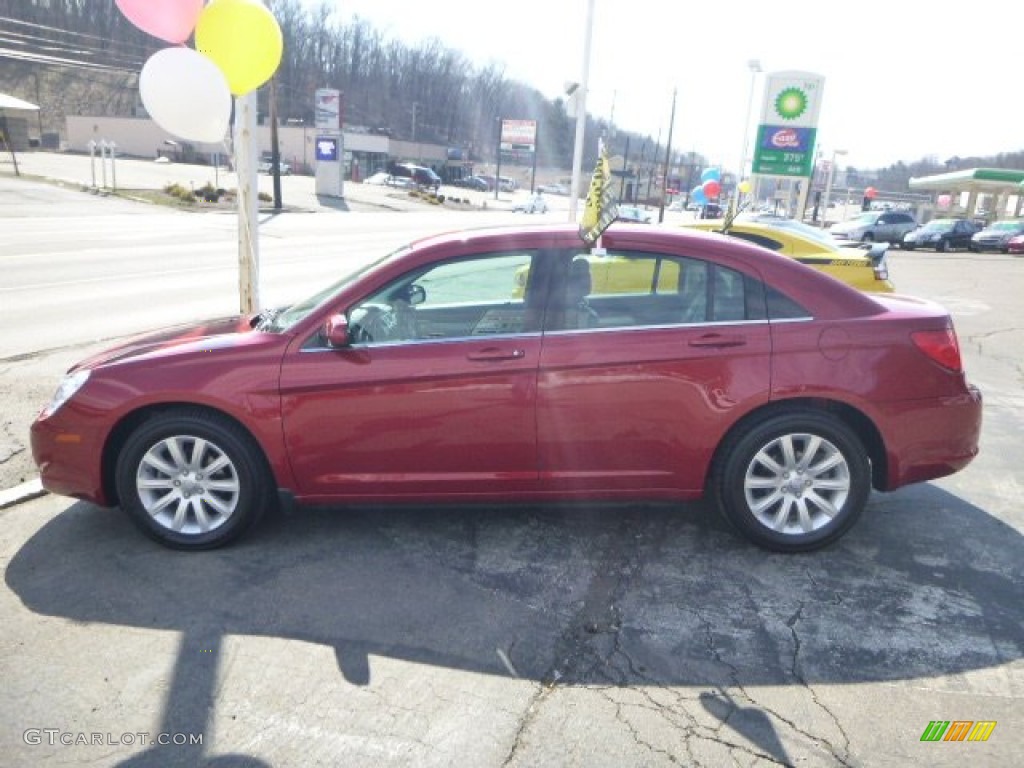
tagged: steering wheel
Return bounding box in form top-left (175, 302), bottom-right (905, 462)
top-left (349, 304), bottom-right (398, 344)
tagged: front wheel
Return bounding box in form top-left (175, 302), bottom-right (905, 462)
top-left (115, 410), bottom-right (272, 550)
top-left (711, 412), bottom-right (871, 552)
top-left (937, 239), bottom-right (949, 253)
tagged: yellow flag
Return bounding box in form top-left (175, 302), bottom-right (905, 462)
top-left (579, 142), bottom-right (619, 245)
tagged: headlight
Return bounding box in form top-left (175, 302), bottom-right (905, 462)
top-left (40, 369), bottom-right (90, 419)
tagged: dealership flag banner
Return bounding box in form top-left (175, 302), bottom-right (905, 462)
top-left (751, 71), bottom-right (825, 178)
top-left (579, 141), bottom-right (618, 245)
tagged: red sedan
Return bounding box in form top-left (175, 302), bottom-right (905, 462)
top-left (31, 224), bottom-right (982, 553)
top-left (1007, 233), bottom-right (1024, 255)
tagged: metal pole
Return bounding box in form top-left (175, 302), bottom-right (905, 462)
top-left (235, 93), bottom-right (260, 314)
top-left (733, 59), bottom-right (761, 214)
top-left (658, 89), bottom-right (677, 224)
top-left (99, 141), bottom-right (108, 189)
top-left (568, 0), bottom-right (595, 222)
top-left (821, 149), bottom-right (846, 225)
top-left (270, 77), bottom-right (282, 210)
top-left (88, 140), bottom-right (96, 188)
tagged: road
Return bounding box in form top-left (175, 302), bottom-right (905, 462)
top-left (0, 174), bottom-right (525, 360)
top-left (1, 160), bottom-right (1022, 767)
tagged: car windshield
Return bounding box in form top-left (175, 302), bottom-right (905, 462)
top-left (262, 247), bottom-right (408, 332)
top-left (922, 219), bottom-right (956, 232)
top-left (989, 221), bottom-right (1022, 231)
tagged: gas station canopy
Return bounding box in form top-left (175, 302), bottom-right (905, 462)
top-left (908, 168), bottom-right (1024, 219)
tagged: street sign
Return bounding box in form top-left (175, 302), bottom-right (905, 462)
top-left (314, 89), bottom-right (341, 131)
top-left (752, 125), bottom-right (817, 177)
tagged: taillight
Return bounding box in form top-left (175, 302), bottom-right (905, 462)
top-left (911, 327), bottom-right (962, 372)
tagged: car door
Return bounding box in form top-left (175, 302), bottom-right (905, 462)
top-left (279, 250), bottom-right (546, 499)
top-left (878, 213), bottom-right (902, 241)
top-left (957, 220), bottom-right (980, 248)
top-left (536, 248), bottom-right (772, 495)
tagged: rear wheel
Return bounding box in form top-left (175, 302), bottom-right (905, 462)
top-left (711, 412), bottom-right (871, 552)
top-left (115, 410), bottom-right (272, 550)
top-left (861, 233), bottom-right (875, 243)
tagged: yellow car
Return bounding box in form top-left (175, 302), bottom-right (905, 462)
top-left (685, 217), bottom-right (894, 293)
top-left (511, 216), bottom-right (894, 299)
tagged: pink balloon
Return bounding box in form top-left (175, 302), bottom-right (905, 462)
top-left (115, 0), bottom-right (205, 44)
top-left (702, 179), bottom-right (721, 199)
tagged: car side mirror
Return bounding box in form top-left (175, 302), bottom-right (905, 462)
top-left (408, 284), bottom-right (426, 306)
top-left (324, 314), bottom-right (351, 348)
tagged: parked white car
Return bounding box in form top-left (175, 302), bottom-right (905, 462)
top-left (513, 193), bottom-right (549, 214)
top-left (617, 205), bottom-right (653, 223)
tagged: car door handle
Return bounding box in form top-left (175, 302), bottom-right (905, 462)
top-left (467, 347), bottom-right (526, 361)
top-left (688, 334), bottom-right (746, 349)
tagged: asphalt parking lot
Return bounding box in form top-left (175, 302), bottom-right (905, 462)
top-left (1, 157), bottom-right (1022, 767)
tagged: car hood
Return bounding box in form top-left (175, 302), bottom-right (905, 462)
top-left (70, 314), bottom-right (262, 372)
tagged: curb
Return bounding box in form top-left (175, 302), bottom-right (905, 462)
top-left (0, 478), bottom-right (47, 510)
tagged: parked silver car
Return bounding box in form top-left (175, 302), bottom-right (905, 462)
top-left (830, 211), bottom-right (917, 244)
top-left (969, 220), bottom-right (1024, 253)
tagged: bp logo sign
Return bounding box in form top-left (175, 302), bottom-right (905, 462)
top-left (774, 87), bottom-right (808, 121)
top-left (752, 71), bottom-right (825, 178)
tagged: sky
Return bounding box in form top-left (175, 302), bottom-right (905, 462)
top-left (300, 0), bottom-right (1022, 173)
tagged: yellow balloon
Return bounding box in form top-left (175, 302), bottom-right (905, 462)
top-left (196, 0), bottom-right (282, 96)
top-left (738, 180), bottom-right (752, 194)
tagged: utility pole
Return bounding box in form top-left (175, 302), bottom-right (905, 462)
top-left (270, 76), bottom-right (282, 210)
top-left (658, 88), bottom-right (677, 223)
top-left (568, 0), bottom-right (595, 223)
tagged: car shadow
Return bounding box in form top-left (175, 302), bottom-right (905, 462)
top-left (6, 484), bottom-right (1022, 764)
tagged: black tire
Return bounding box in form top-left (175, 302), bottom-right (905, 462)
top-left (861, 233), bottom-right (875, 243)
top-left (711, 411), bottom-right (871, 553)
top-left (115, 409), bottom-right (272, 550)
top-left (937, 239), bottom-right (949, 253)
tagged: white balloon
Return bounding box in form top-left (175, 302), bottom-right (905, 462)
top-left (140, 47), bottom-right (231, 144)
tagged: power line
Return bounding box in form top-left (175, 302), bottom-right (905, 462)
top-left (0, 15), bottom-right (154, 57)
top-left (0, 28), bottom-right (147, 64)
top-left (0, 47), bottom-right (139, 74)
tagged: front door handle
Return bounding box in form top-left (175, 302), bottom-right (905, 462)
top-left (467, 347), bottom-right (526, 361)
top-left (688, 334), bottom-right (746, 349)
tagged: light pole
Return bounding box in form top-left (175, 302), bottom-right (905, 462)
top-left (821, 149), bottom-right (847, 225)
top-left (733, 58), bottom-right (762, 213)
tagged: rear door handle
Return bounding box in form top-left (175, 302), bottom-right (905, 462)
top-left (467, 347), bottom-right (526, 361)
top-left (688, 334), bottom-right (746, 349)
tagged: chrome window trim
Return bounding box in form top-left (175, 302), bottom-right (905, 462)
top-left (301, 330), bottom-right (544, 352)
